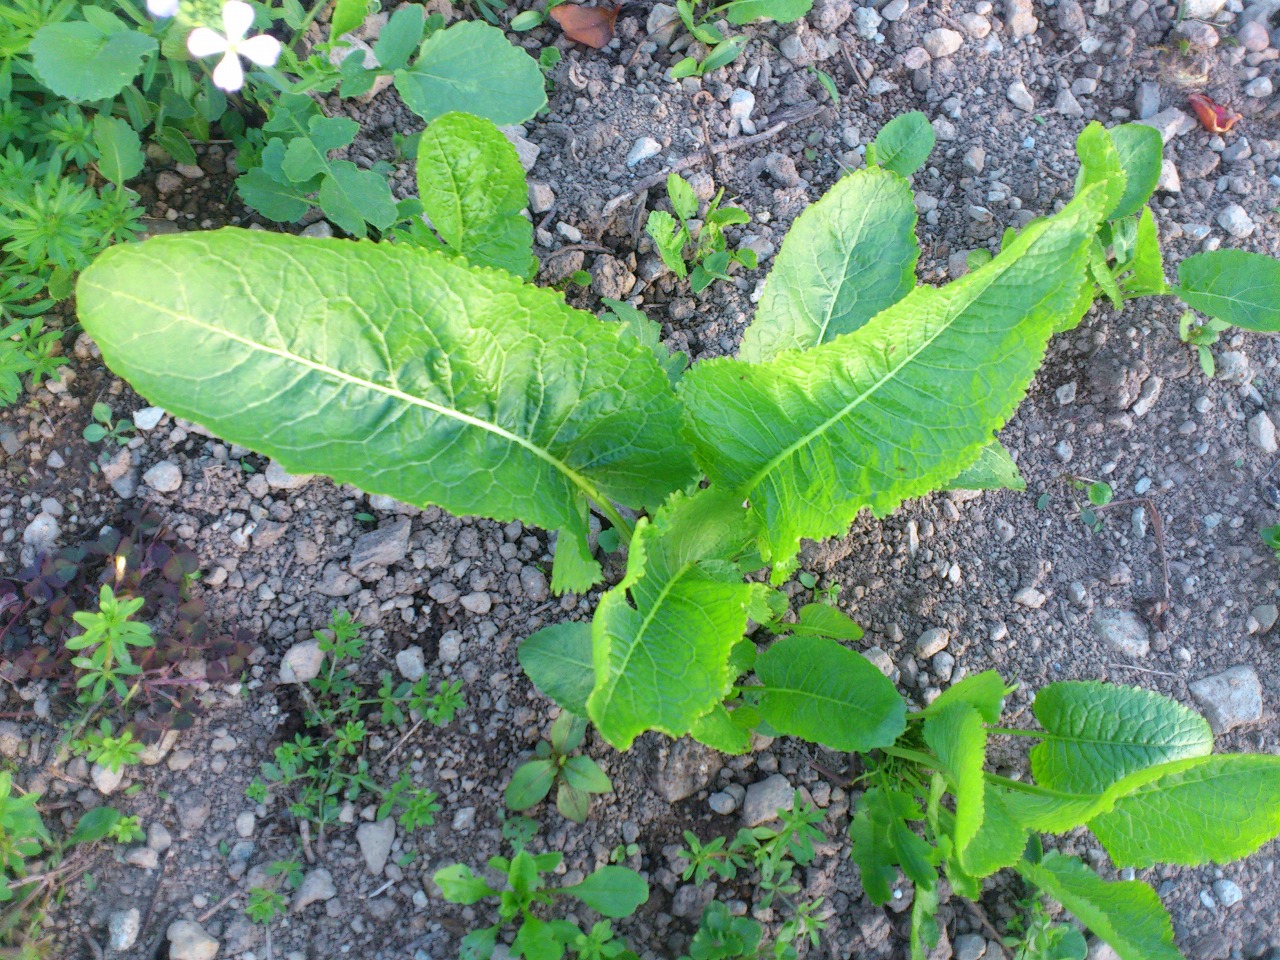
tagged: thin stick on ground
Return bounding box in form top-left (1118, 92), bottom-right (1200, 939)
top-left (601, 106), bottom-right (822, 218)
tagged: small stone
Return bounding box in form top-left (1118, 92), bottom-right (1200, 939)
top-left (729, 89), bottom-right (756, 134)
top-left (0, 722), bottom-right (22, 758)
top-left (650, 738), bottom-right (718, 802)
top-left (1213, 878), bottom-right (1243, 907)
top-left (1216, 350), bottom-right (1251, 384)
top-left (852, 7), bottom-right (882, 38)
top-left (709, 790), bottom-right (739, 815)
top-left (863, 647), bottom-right (896, 678)
top-left (1176, 19), bottom-right (1219, 48)
top-left (126, 846), bottom-right (159, 869)
top-left (741, 774), bottom-right (795, 826)
top-left (1157, 158), bottom-right (1181, 193)
top-left (528, 182), bottom-right (555, 214)
top-left (396, 646), bottom-right (426, 681)
top-left (279, 639), bottom-right (325, 684)
top-left (300, 221), bottom-right (334, 239)
top-left (963, 146), bottom-right (986, 174)
top-left (166, 920), bottom-right (219, 960)
top-left (1055, 88), bottom-right (1084, 118)
top-left (915, 628), bottom-right (949, 658)
top-left (953, 934), bottom-right (987, 960)
top-left (293, 868), bottom-right (337, 911)
top-left (109, 908), bottom-right (142, 951)
top-left (1189, 665), bottom-right (1263, 734)
top-left (155, 171), bottom-right (183, 195)
top-left (500, 126), bottom-right (540, 172)
top-left (265, 459), bottom-right (312, 490)
top-left (1013, 587), bottom-right (1046, 608)
top-left (1249, 412), bottom-right (1278, 453)
top-left (1251, 603), bottom-right (1278, 632)
top-left (646, 3), bottom-right (680, 44)
top-left (357, 818), bottom-right (396, 875)
top-left (1135, 81), bottom-right (1161, 119)
top-left (350, 518), bottom-right (412, 576)
top-left (452, 806), bottom-right (475, 830)
top-left (438, 629), bottom-right (463, 663)
top-left (626, 137), bottom-right (662, 168)
top-left (92, 762), bottom-right (124, 795)
top-left (460, 591), bottom-right (492, 614)
top-left (958, 12), bottom-right (991, 37)
top-left (1218, 204), bottom-right (1256, 239)
top-left (881, 0), bottom-right (909, 18)
top-left (902, 46), bottom-right (931, 70)
top-left (1246, 76), bottom-right (1273, 98)
top-left (1006, 80), bottom-right (1035, 112)
top-left (1005, 0), bottom-right (1038, 37)
top-left (1138, 108), bottom-right (1196, 144)
top-left (1056, 381), bottom-right (1078, 405)
top-left (176, 163), bottom-right (204, 179)
top-left (148, 822), bottom-right (172, 852)
top-left (142, 461), bottom-right (182, 493)
top-left (923, 28), bottom-right (963, 57)
top-left (1182, 0), bottom-right (1226, 15)
top-left (590, 255), bottom-right (636, 301)
top-left (1091, 609), bottom-right (1150, 658)
top-left (22, 513), bottom-right (60, 555)
top-left (1238, 19), bottom-right (1270, 51)
top-left (133, 406), bottom-right (165, 430)
top-left (235, 811), bottom-right (255, 838)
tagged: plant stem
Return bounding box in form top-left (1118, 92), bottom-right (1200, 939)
top-left (292, 0), bottom-right (330, 43)
top-left (880, 745), bottom-right (938, 769)
top-left (590, 497), bottom-right (635, 544)
top-left (985, 727), bottom-right (1043, 738)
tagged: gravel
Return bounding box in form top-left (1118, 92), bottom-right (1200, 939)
top-left (1091, 609), bottom-right (1151, 658)
top-left (741, 774), bottom-right (795, 826)
top-left (1189, 666), bottom-right (1264, 734)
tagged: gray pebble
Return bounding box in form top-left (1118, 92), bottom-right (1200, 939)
top-left (1091, 609), bottom-right (1150, 658)
top-left (1189, 665), bottom-right (1264, 734)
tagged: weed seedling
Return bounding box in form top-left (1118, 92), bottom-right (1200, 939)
top-left (82, 402), bottom-right (134, 446)
top-left (1179, 310), bottom-right (1228, 377)
top-left (645, 173), bottom-right (756, 293)
top-left (506, 712), bottom-right (612, 823)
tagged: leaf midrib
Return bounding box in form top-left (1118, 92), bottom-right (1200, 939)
top-left (87, 282), bottom-right (608, 517)
top-left (738, 221), bottom-right (1041, 498)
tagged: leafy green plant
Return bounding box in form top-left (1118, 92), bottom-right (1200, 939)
top-left (1178, 309), bottom-right (1227, 377)
top-left (668, 0), bottom-right (811, 78)
top-left (505, 712), bottom-right (613, 823)
top-left (645, 173), bottom-right (756, 292)
top-left (72, 719), bottom-right (145, 772)
top-left (75, 115), bottom-right (1280, 769)
top-left (66, 584), bottom-right (153, 702)
top-left (433, 845), bottom-right (648, 960)
top-left (0, 314), bottom-right (65, 407)
top-left (1003, 891), bottom-right (1087, 960)
top-left (246, 610), bottom-right (463, 833)
top-left (82, 401), bottom-right (134, 446)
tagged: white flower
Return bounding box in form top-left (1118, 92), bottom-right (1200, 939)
top-left (147, 0), bottom-right (180, 17)
top-left (187, 0), bottom-right (281, 93)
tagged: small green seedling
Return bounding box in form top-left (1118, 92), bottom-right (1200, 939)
top-left (1261, 524), bottom-right (1280, 560)
top-left (73, 720), bottom-right (144, 773)
top-left (0, 315), bottom-right (67, 407)
top-left (1179, 310), bottom-right (1229, 377)
top-left (433, 846), bottom-right (648, 960)
top-left (505, 712), bottom-right (612, 823)
top-left (82, 401), bottom-right (134, 446)
top-left (1003, 886), bottom-right (1087, 960)
top-left (645, 174), bottom-right (756, 293)
top-left (668, 0), bottom-right (810, 78)
top-left (796, 572), bottom-right (840, 605)
top-left (1075, 479), bottom-right (1113, 532)
top-left (66, 585), bottom-right (153, 704)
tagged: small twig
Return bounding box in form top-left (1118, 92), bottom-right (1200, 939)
top-left (196, 889), bottom-right (239, 924)
top-left (138, 849), bottom-right (170, 941)
top-left (1092, 496), bottom-right (1171, 624)
top-left (1108, 663), bottom-right (1181, 678)
top-left (83, 933), bottom-right (104, 960)
top-left (386, 716), bottom-right (424, 761)
top-left (299, 819), bottom-right (315, 864)
top-left (536, 203), bottom-right (559, 234)
top-left (602, 106), bottom-right (822, 218)
top-left (965, 902), bottom-right (1010, 959)
top-left (366, 877), bottom-right (397, 899)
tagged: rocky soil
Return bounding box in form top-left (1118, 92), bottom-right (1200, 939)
top-left (3, 0), bottom-right (1280, 957)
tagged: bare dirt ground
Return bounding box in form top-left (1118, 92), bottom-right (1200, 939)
top-left (3, 0), bottom-right (1280, 957)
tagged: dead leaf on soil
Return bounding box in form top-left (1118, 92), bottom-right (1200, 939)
top-left (550, 2), bottom-right (621, 49)
top-left (1187, 93), bottom-right (1243, 133)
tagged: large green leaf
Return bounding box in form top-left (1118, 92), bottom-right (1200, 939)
top-left (725, 0), bottom-right (813, 23)
top-left (1018, 852), bottom-right (1180, 960)
top-left (755, 634), bottom-right (905, 752)
top-left (850, 787), bottom-right (937, 905)
top-left (1107, 123), bottom-right (1163, 221)
top-left (394, 21), bottom-right (546, 126)
top-left (416, 112), bottom-right (533, 278)
top-left (76, 231), bottom-right (696, 594)
top-left (1087, 754), bottom-right (1280, 867)
top-left (738, 167), bottom-right (918, 362)
top-left (29, 21), bottom-right (155, 102)
top-left (1175, 249), bottom-right (1280, 331)
top-left (959, 785), bottom-right (1027, 878)
top-left (923, 704), bottom-right (986, 869)
top-left (518, 622), bottom-right (594, 716)
top-left (682, 184), bottom-right (1109, 579)
top-left (1030, 681), bottom-right (1213, 795)
top-left (561, 867), bottom-right (649, 917)
top-left (588, 491), bottom-right (772, 749)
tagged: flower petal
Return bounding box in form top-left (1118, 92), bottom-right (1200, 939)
top-left (187, 26), bottom-right (229, 58)
top-left (211, 51), bottom-right (245, 91)
top-left (237, 34), bottom-right (282, 68)
top-left (146, 0), bottom-right (180, 17)
top-left (220, 0), bottom-right (255, 42)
